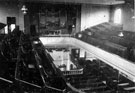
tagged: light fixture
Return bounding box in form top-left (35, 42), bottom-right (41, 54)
top-left (133, 79), bottom-right (135, 83)
top-left (118, 32), bottom-right (124, 37)
top-left (39, 65), bottom-right (42, 68)
top-left (72, 25), bottom-right (75, 28)
top-left (88, 32), bottom-right (92, 36)
top-left (21, 5), bottom-right (28, 14)
top-left (132, 16), bottom-right (135, 19)
top-left (33, 41), bottom-right (39, 44)
top-left (78, 33), bottom-right (82, 38)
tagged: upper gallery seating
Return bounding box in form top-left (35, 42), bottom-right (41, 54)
top-left (75, 22), bottom-right (135, 62)
top-left (0, 27), bottom-right (72, 93)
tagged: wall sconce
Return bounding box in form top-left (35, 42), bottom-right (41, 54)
top-left (21, 5), bottom-right (28, 14)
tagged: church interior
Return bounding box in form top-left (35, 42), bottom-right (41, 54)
top-left (0, 0), bottom-right (135, 93)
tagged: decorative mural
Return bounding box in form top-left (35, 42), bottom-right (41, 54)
top-left (27, 3), bottom-right (81, 35)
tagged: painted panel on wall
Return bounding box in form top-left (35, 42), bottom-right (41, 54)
top-left (81, 4), bottom-right (110, 31)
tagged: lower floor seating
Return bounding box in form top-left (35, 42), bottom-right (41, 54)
top-left (65, 59), bottom-right (135, 93)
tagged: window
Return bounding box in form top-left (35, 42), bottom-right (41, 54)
top-left (114, 8), bottom-right (122, 24)
top-left (10, 24), bottom-right (16, 32)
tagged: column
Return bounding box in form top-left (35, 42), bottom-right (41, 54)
top-left (67, 52), bottom-right (70, 71)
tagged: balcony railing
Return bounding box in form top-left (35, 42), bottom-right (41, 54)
top-left (43, 85), bottom-right (66, 93)
top-left (62, 69), bottom-right (83, 76)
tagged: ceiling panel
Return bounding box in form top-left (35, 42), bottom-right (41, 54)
top-left (19, 0), bottom-right (125, 5)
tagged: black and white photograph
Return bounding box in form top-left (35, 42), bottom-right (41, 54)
top-left (0, 0), bottom-right (134, 93)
